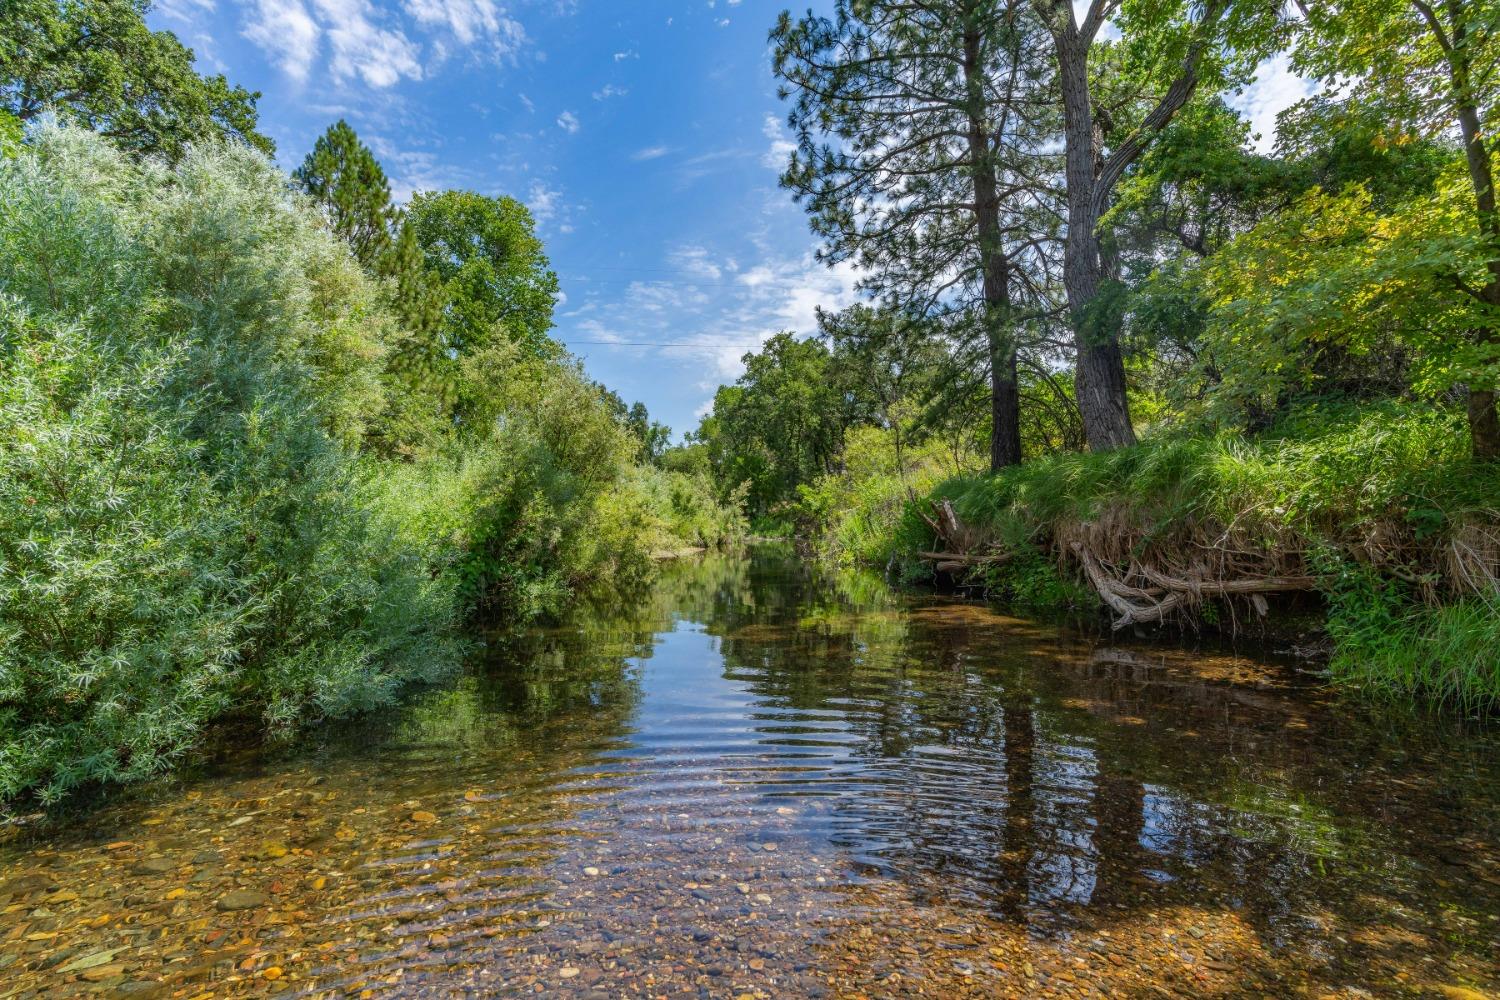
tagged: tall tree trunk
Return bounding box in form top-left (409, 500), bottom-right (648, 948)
top-left (1452, 85), bottom-right (1500, 459)
top-left (989, 331), bottom-right (1023, 470)
top-left (1056, 37), bottom-right (1137, 452)
top-left (964, 18), bottom-right (1024, 471)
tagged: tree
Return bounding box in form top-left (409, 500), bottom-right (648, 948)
top-left (1196, 179), bottom-right (1496, 429)
top-left (772, 0), bottom-right (1059, 472)
top-left (1294, 0), bottom-right (1500, 458)
top-left (404, 189), bottom-right (560, 361)
top-left (600, 389), bottom-right (673, 464)
top-left (0, 0), bottom-right (273, 159)
top-left (700, 333), bottom-right (867, 514)
top-left (1025, 0), bottom-right (1281, 451)
top-left (294, 120), bottom-right (396, 270)
top-left (1116, 97), bottom-right (1452, 421)
top-left (819, 304), bottom-right (954, 488)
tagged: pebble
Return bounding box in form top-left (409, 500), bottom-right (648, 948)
top-left (215, 889), bottom-right (270, 911)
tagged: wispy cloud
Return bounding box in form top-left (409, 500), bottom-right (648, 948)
top-left (556, 110), bottom-right (580, 133)
top-left (761, 113), bottom-right (795, 171)
top-left (527, 181), bottom-right (560, 223)
top-left (560, 247), bottom-right (862, 391)
top-left (402, 0), bottom-right (525, 57)
top-left (242, 0), bottom-right (323, 83)
top-left (592, 84), bottom-right (628, 101)
top-left (631, 145), bottom-right (670, 161)
top-left (241, 0), bottom-right (526, 88)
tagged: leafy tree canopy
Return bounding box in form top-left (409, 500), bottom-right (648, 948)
top-left (0, 0), bottom-right (273, 159)
top-left (405, 189), bottom-right (560, 360)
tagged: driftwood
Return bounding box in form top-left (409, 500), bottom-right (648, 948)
top-left (915, 495), bottom-right (1334, 630)
top-left (916, 551), bottom-right (1010, 565)
top-left (916, 499), bottom-right (1009, 575)
top-left (1072, 543), bottom-right (1316, 630)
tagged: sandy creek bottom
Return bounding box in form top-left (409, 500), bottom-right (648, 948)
top-left (2, 546), bottom-right (1497, 999)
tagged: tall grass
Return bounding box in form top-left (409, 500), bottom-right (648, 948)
top-left (832, 402), bottom-right (1500, 709)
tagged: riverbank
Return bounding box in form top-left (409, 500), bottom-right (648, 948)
top-left (798, 403), bottom-right (1500, 710)
top-left (2, 548), bottom-right (1496, 997)
top-left (0, 127), bottom-right (743, 811)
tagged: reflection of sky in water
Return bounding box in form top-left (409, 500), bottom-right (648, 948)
top-left (2, 547), bottom-right (1496, 997)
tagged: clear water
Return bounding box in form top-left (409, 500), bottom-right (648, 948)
top-left (2, 546), bottom-right (1497, 998)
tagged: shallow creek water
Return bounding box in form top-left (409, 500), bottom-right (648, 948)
top-left (2, 547), bottom-right (1498, 999)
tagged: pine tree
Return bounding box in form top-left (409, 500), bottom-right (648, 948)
top-left (380, 218), bottom-right (454, 410)
top-left (772, 0), bottom-right (1058, 471)
top-left (294, 120), bottom-right (395, 270)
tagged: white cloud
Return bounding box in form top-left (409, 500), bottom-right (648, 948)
top-left (761, 113), bottom-right (796, 171)
top-left (631, 145), bottom-right (670, 161)
top-left (243, 0), bottom-right (528, 88)
top-left (402, 0), bottom-right (525, 57)
top-left (556, 110), bottom-right (580, 133)
top-left (156, 0), bottom-right (216, 20)
top-left (527, 181), bottom-right (561, 223)
top-left (613, 49), bottom-right (638, 61)
top-left (561, 248), bottom-right (861, 391)
top-left (1230, 54), bottom-right (1317, 153)
top-left (365, 136), bottom-right (453, 202)
top-left (316, 0), bottom-right (423, 87)
top-left (592, 84), bottom-right (628, 101)
top-left (670, 246), bottom-right (724, 281)
top-left (242, 0), bottom-right (322, 83)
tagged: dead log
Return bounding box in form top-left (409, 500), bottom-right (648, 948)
top-left (915, 551), bottom-right (1010, 566)
top-left (1136, 565), bottom-right (1316, 596)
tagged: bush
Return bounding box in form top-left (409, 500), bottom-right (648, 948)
top-left (375, 345), bottom-right (746, 627)
top-left (0, 128), bottom-right (459, 805)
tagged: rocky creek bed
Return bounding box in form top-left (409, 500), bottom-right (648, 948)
top-left (2, 548), bottom-right (1497, 998)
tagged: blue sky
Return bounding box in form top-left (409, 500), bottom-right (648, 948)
top-left (148, 0), bottom-right (1310, 437)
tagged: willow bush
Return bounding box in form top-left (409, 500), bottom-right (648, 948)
top-left (0, 128), bottom-right (460, 804)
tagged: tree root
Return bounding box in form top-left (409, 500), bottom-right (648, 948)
top-left (1072, 543), bottom-right (1315, 630)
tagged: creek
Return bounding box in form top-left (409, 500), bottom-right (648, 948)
top-left (2, 546), bottom-right (1497, 997)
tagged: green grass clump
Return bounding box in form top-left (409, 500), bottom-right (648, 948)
top-left (884, 402), bottom-right (1500, 709)
top-left (1324, 567), bottom-right (1500, 710)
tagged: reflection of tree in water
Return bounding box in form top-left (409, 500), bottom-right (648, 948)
top-left (664, 548), bottom-right (1499, 962)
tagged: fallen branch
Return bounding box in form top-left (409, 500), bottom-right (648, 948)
top-left (916, 551), bottom-right (1010, 566)
top-left (1136, 565), bottom-right (1316, 597)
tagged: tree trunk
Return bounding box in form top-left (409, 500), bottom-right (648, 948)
top-left (964, 18), bottom-right (1024, 471)
top-left (1056, 35), bottom-right (1137, 452)
top-left (990, 333), bottom-right (1023, 469)
top-left (1468, 387), bottom-right (1500, 459)
top-left (1443, 11), bottom-right (1500, 459)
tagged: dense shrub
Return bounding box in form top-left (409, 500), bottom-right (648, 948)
top-left (0, 129), bottom-right (459, 804)
top-left (379, 346), bottom-right (745, 625)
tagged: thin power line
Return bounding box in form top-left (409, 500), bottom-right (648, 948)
top-left (566, 339), bottom-right (720, 348)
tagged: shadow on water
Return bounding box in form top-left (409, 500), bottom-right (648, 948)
top-left (1, 545), bottom-right (1496, 998)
